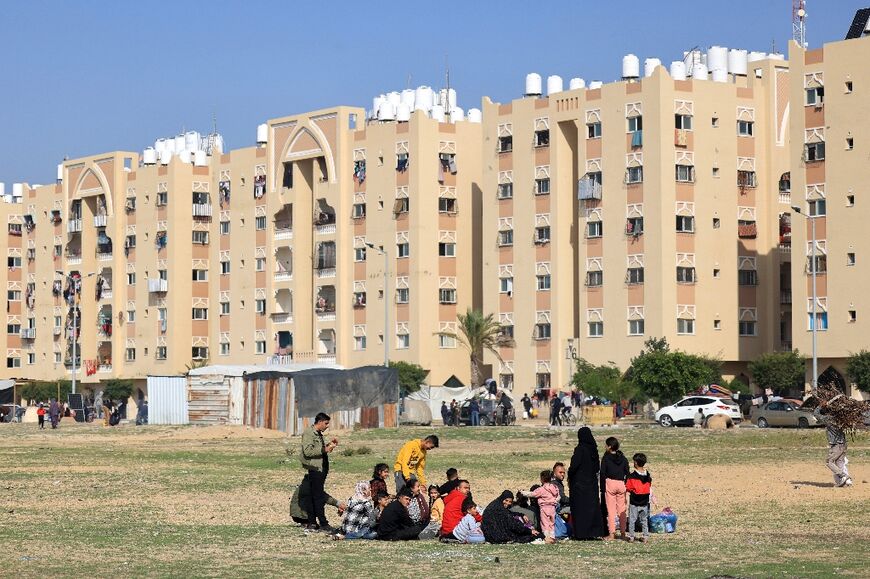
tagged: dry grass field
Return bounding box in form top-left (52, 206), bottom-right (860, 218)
top-left (1, 421), bottom-right (868, 578)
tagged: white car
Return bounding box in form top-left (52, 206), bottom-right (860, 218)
top-left (655, 396), bottom-right (742, 427)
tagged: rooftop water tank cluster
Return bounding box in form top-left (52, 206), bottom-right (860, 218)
top-left (525, 73), bottom-right (591, 97)
top-left (369, 85), bottom-right (480, 124)
top-left (145, 129), bottom-right (222, 166)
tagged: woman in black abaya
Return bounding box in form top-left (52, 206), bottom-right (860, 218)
top-left (568, 427), bottom-right (607, 540)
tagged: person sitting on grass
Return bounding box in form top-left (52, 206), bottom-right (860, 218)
top-left (289, 475), bottom-right (345, 525)
top-left (437, 467), bottom-right (460, 496)
top-left (452, 498), bottom-right (486, 544)
top-left (518, 470), bottom-right (560, 544)
top-left (370, 463), bottom-right (389, 498)
top-left (406, 479), bottom-right (431, 527)
top-left (482, 490), bottom-right (539, 544)
top-left (440, 479), bottom-right (476, 539)
top-left (334, 481), bottom-right (377, 540)
top-left (372, 491), bottom-right (391, 528)
top-left (376, 487), bottom-right (427, 541)
top-left (419, 485), bottom-right (444, 540)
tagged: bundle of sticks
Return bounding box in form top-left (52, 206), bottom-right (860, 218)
top-left (813, 383), bottom-right (870, 434)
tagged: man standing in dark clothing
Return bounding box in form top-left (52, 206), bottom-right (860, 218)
top-left (469, 398), bottom-right (480, 426)
top-left (299, 412), bottom-right (338, 531)
top-left (49, 398), bottom-right (60, 429)
top-left (440, 401), bottom-right (450, 426)
top-left (549, 395), bottom-right (562, 426)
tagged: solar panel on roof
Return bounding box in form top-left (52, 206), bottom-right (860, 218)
top-left (845, 8), bottom-right (870, 40)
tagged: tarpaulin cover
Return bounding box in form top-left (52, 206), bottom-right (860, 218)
top-left (0, 380), bottom-right (14, 405)
top-left (244, 366), bottom-right (398, 416)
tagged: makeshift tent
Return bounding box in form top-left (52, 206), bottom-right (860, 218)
top-left (0, 380), bottom-right (14, 405)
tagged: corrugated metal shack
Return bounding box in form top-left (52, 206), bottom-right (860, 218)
top-left (243, 366), bottom-right (399, 434)
top-left (146, 376), bottom-right (189, 425)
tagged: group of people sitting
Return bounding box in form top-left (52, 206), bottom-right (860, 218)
top-left (291, 411), bottom-right (655, 544)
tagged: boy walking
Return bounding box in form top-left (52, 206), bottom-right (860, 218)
top-left (625, 452), bottom-right (652, 543)
top-left (814, 399), bottom-right (853, 487)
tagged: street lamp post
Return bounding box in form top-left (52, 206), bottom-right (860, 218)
top-left (365, 243), bottom-right (389, 367)
top-left (791, 206), bottom-right (818, 391)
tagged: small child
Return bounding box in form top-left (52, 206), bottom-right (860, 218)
top-left (519, 470), bottom-right (560, 544)
top-left (625, 452), bottom-right (652, 543)
top-left (452, 497), bottom-right (486, 544)
top-left (600, 436), bottom-right (629, 540)
top-left (37, 403), bottom-right (46, 429)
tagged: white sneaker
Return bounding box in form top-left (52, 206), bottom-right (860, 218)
top-left (844, 478), bottom-right (854, 487)
top-left (531, 538), bottom-right (546, 544)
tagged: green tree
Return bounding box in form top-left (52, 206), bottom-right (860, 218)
top-left (846, 350), bottom-right (870, 393)
top-left (103, 379), bottom-right (134, 402)
top-left (572, 359), bottom-right (635, 402)
top-left (437, 308), bottom-right (507, 388)
top-left (748, 351), bottom-right (805, 395)
top-left (626, 337), bottom-right (719, 403)
top-left (389, 361), bottom-right (429, 395)
top-left (19, 380), bottom-right (71, 403)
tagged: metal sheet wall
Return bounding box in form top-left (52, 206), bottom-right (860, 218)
top-left (147, 376), bottom-right (189, 425)
top-left (228, 377), bottom-right (244, 425)
top-left (188, 375), bottom-right (230, 425)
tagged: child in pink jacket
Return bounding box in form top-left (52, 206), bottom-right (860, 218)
top-left (520, 470), bottom-right (560, 543)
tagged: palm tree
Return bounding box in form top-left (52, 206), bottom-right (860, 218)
top-left (437, 308), bottom-right (509, 388)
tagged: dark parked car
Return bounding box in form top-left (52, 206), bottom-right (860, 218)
top-left (458, 399), bottom-right (515, 426)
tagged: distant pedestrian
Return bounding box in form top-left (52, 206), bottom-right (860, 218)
top-left (37, 403), bottom-right (46, 429)
top-left (521, 394), bottom-right (532, 419)
top-left (625, 453), bottom-right (652, 543)
top-left (450, 399), bottom-right (460, 426)
top-left (469, 398), bottom-right (480, 427)
top-left (440, 401), bottom-right (450, 426)
top-left (549, 395), bottom-right (562, 426)
top-left (49, 398), bottom-right (60, 429)
top-left (814, 400), bottom-right (853, 487)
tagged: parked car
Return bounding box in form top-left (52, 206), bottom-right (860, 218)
top-left (655, 396), bottom-right (742, 427)
top-left (458, 399), bottom-right (515, 426)
top-left (751, 400), bottom-right (822, 428)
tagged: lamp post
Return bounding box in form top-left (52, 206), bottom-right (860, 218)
top-left (565, 338), bottom-right (578, 391)
top-left (365, 243), bottom-right (389, 367)
top-left (791, 206), bottom-right (818, 391)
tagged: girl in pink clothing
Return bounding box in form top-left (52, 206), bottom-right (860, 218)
top-left (520, 470), bottom-right (560, 543)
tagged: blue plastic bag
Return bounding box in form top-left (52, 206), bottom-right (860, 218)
top-left (554, 513), bottom-right (571, 538)
top-left (649, 510), bottom-right (677, 533)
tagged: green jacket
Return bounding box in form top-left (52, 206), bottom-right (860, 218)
top-left (289, 475), bottom-right (339, 521)
top-left (299, 426), bottom-right (327, 471)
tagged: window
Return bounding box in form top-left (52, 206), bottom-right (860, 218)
top-left (439, 288), bottom-right (457, 304)
top-left (806, 86), bottom-right (824, 106)
top-left (220, 221), bottom-right (230, 235)
top-left (220, 261), bottom-right (231, 275)
top-left (352, 203), bottom-right (366, 219)
top-left (536, 373), bottom-right (551, 391)
top-left (714, 319), bottom-right (721, 330)
top-left (55, 352), bottom-right (61, 363)
top-left (191, 346), bottom-right (209, 360)
top-left (396, 288), bottom-right (410, 304)
top-left (127, 310), bottom-right (136, 323)
top-left (848, 252), bottom-right (856, 266)
top-left (156, 346), bottom-right (167, 360)
top-left (354, 247), bottom-right (367, 262)
top-left (712, 167), bottom-right (720, 178)
top-left (498, 230), bottom-right (514, 246)
top-left (438, 242), bottom-right (456, 257)
top-left (739, 321), bottom-right (757, 336)
top-left (54, 315), bottom-right (61, 327)
top-left (26, 352), bottom-right (35, 365)
top-left (7, 290), bottom-right (21, 301)
top-left (439, 334), bottom-right (456, 348)
top-left (808, 255), bottom-right (827, 274)
top-left (192, 269), bottom-right (208, 281)
top-left (255, 299), bottom-right (266, 314)
top-left (535, 226), bottom-right (551, 243)
top-left (677, 318), bottom-right (695, 335)
top-left (712, 116), bottom-right (719, 127)
top-left (586, 221), bottom-right (603, 238)
top-left (737, 171), bottom-right (757, 188)
top-left (626, 268), bottom-right (644, 285)
top-left (737, 120), bottom-right (754, 136)
top-left (846, 137), bottom-right (854, 150)
top-left (627, 116), bottom-right (643, 132)
top-left (8, 256), bottom-right (22, 268)
top-left (127, 272), bottom-right (136, 285)
top-left (6, 323), bottom-right (20, 334)
top-left (355, 336), bottom-right (367, 351)
top-left (126, 234), bottom-right (137, 248)
top-left (125, 198), bottom-right (136, 212)
top-left (808, 199), bottom-right (826, 216)
top-left (126, 348), bottom-right (136, 362)
top-left (675, 164), bottom-right (695, 183)
top-left (255, 257), bottom-right (266, 271)
top-left (534, 323), bottom-right (551, 340)
top-left (713, 217), bottom-right (721, 228)
top-left (255, 215), bottom-right (266, 230)
top-left (393, 198), bottom-right (410, 214)
top-left (7, 357), bottom-right (20, 368)
top-left (675, 114), bottom-right (693, 130)
top-left (500, 374), bottom-right (514, 390)
top-left (498, 136), bottom-right (513, 152)
top-left (397, 334), bottom-right (410, 349)
top-left (808, 311), bottom-right (828, 330)
top-left (192, 308), bottom-right (208, 320)
top-left (192, 231), bottom-right (209, 245)
top-left (438, 198), bottom-right (457, 213)
top-left (497, 183), bottom-right (513, 199)
top-left (535, 178), bottom-right (551, 195)
top-left (849, 310), bottom-right (857, 322)
top-left (629, 319), bottom-right (645, 336)
top-left (159, 269), bottom-right (168, 281)
top-left (738, 270), bottom-right (758, 286)
top-left (256, 340), bottom-right (267, 354)
top-left (626, 217), bottom-right (643, 236)
top-left (676, 215), bottom-right (695, 233)
top-left (220, 301), bottom-right (230, 315)
top-left (588, 321), bottom-right (604, 337)
top-left (846, 81), bottom-right (853, 93)
top-left (804, 142), bottom-right (825, 161)
top-left (586, 271), bottom-right (603, 287)
top-left (8, 223), bottom-right (22, 236)
top-left (847, 194), bottom-right (855, 207)
top-left (536, 274), bottom-right (551, 290)
top-left (397, 242), bottom-right (410, 258)
top-left (677, 267), bottom-right (696, 284)
top-left (500, 324), bottom-right (514, 340)
top-left (156, 191), bottom-right (168, 206)
top-left (587, 122), bottom-right (602, 138)
top-left (219, 343), bottom-right (230, 356)
top-left (534, 129), bottom-right (550, 147)
top-left (353, 292), bottom-right (366, 307)
top-left (500, 277), bottom-right (513, 294)
top-left (626, 166), bottom-right (643, 184)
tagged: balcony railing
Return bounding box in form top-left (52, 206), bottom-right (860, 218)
top-left (53, 326), bottom-right (62, 336)
top-left (316, 267), bottom-right (336, 279)
top-left (780, 289), bottom-right (792, 304)
top-left (778, 192), bottom-right (791, 205)
top-left (98, 363), bottom-right (112, 373)
top-left (192, 203), bottom-right (213, 217)
top-left (316, 223), bottom-right (337, 235)
top-left (20, 328), bottom-right (36, 339)
top-left (93, 214), bottom-right (107, 227)
top-left (148, 279), bottom-right (168, 293)
top-left (318, 354), bottom-right (337, 364)
top-left (268, 354), bottom-right (294, 365)
top-left (271, 313), bottom-right (293, 324)
top-left (274, 269), bottom-right (293, 282)
top-left (67, 219), bottom-right (82, 233)
top-left (274, 227), bottom-right (293, 240)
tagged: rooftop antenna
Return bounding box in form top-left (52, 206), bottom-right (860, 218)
top-left (793, 0), bottom-right (807, 48)
top-left (445, 54), bottom-right (451, 120)
top-left (406, 73), bottom-right (412, 90)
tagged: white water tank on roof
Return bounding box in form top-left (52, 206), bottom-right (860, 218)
top-left (177, 150), bottom-right (192, 164)
top-left (185, 131), bottom-right (200, 151)
top-left (377, 101), bottom-right (396, 121)
top-left (644, 58), bottom-right (662, 77)
top-left (387, 91), bottom-right (401, 108)
top-left (711, 68), bottom-right (728, 83)
top-left (467, 108), bottom-right (482, 123)
top-left (400, 89), bottom-right (415, 109)
top-left (174, 135), bottom-right (186, 153)
top-left (442, 88), bottom-right (456, 110)
top-left (12, 183), bottom-right (23, 197)
top-left (728, 49), bottom-right (748, 75)
top-left (155, 139), bottom-right (166, 154)
top-left (692, 63), bottom-right (708, 80)
top-left (159, 150), bottom-right (171, 165)
top-left (257, 123), bottom-right (268, 144)
top-left (372, 95), bottom-right (386, 119)
top-left (588, 80), bottom-right (603, 89)
top-left (163, 138), bottom-right (176, 154)
top-left (0, 183), bottom-right (5, 196)
top-left (193, 150), bottom-right (207, 166)
top-left (707, 46), bottom-right (728, 73)
top-left (450, 107), bottom-right (465, 122)
top-left (670, 61), bottom-right (687, 80)
top-left (569, 77), bottom-right (586, 90)
top-left (211, 134), bottom-right (224, 154)
top-left (622, 54), bottom-right (640, 79)
top-left (547, 75), bottom-right (563, 95)
top-left (525, 73), bottom-right (542, 96)
top-left (396, 103), bottom-right (411, 122)
top-left (56, 163), bottom-right (64, 181)
top-left (143, 148), bottom-right (157, 165)
top-left (768, 52), bottom-right (785, 61)
top-left (414, 86), bottom-right (434, 111)
top-left (431, 104), bottom-right (446, 122)
top-left (748, 51), bottom-right (766, 62)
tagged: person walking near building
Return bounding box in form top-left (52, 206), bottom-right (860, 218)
top-left (393, 435), bottom-right (439, 493)
top-left (49, 398), bottom-right (60, 429)
top-left (440, 401), bottom-right (450, 426)
top-left (549, 394), bottom-right (562, 426)
top-left (300, 412), bottom-right (339, 531)
top-left (815, 400), bottom-right (853, 487)
top-left (469, 398), bottom-right (480, 427)
top-left (37, 403), bottom-right (46, 429)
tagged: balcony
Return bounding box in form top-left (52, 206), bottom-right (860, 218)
top-left (779, 341), bottom-right (793, 352)
top-left (96, 244), bottom-right (113, 261)
top-left (271, 313), bottom-right (293, 324)
top-left (779, 192), bottom-right (791, 205)
top-left (781, 289), bottom-right (792, 304)
top-left (148, 279), bottom-right (168, 293)
top-left (67, 219), bottom-right (82, 233)
top-left (318, 354), bottom-right (337, 364)
top-left (316, 267), bottom-right (336, 279)
top-left (192, 203), bottom-right (213, 217)
top-left (274, 270), bottom-right (293, 282)
top-left (66, 251), bottom-right (82, 266)
top-left (274, 227), bottom-right (293, 241)
top-left (98, 363), bottom-right (112, 373)
top-left (316, 223), bottom-right (337, 235)
top-left (53, 326), bottom-right (62, 337)
top-left (20, 328), bottom-right (36, 340)
top-left (268, 354), bottom-right (294, 365)
top-left (737, 223), bottom-right (758, 239)
top-left (93, 214), bottom-right (107, 227)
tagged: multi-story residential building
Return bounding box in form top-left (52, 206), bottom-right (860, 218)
top-left (482, 53), bottom-right (792, 395)
top-left (788, 11), bottom-right (870, 398)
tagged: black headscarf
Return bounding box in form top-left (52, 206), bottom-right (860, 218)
top-left (578, 427), bottom-right (597, 449)
top-left (496, 490), bottom-right (514, 503)
top-left (482, 490), bottom-right (530, 544)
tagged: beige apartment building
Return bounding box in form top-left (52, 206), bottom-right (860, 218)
top-left (482, 54), bottom-right (793, 395)
top-left (788, 16), bottom-right (870, 398)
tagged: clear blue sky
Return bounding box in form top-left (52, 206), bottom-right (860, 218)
top-left (0, 0), bottom-right (865, 184)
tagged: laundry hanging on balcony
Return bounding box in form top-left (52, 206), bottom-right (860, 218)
top-left (631, 130), bottom-right (643, 148)
top-left (253, 175), bottom-right (266, 199)
top-left (353, 160), bottom-right (366, 184)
